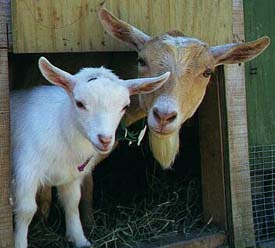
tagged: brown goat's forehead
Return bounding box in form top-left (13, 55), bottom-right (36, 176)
top-left (140, 34), bottom-right (214, 72)
top-left (147, 32), bottom-right (207, 47)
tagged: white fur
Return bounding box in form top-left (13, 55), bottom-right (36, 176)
top-left (11, 57), bottom-right (170, 248)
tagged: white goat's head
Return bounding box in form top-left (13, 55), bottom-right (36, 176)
top-left (99, 8), bottom-right (270, 167)
top-left (39, 57), bottom-right (170, 154)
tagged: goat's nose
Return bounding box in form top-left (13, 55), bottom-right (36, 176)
top-left (153, 107), bottom-right (178, 124)
top-left (98, 134), bottom-right (112, 147)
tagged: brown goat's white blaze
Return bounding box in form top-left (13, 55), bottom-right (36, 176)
top-left (99, 8), bottom-right (270, 168)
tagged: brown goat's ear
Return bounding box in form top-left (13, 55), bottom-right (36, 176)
top-left (211, 36), bottom-right (270, 66)
top-left (39, 57), bottom-right (75, 94)
top-left (98, 8), bottom-right (150, 51)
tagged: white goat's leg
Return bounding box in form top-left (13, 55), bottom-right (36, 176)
top-left (58, 180), bottom-right (92, 248)
top-left (14, 183), bottom-right (38, 248)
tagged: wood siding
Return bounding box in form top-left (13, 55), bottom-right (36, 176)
top-left (12, 0), bottom-right (232, 53)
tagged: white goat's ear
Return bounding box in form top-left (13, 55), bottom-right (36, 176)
top-left (38, 57), bottom-right (75, 93)
top-left (211, 36), bottom-right (270, 66)
top-left (98, 8), bottom-right (150, 51)
top-left (125, 72), bottom-right (170, 95)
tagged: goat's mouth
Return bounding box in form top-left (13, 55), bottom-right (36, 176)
top-left (149, 127), bottom-right (176, 138)
top-left (92, 143), bottom-right (112, 154)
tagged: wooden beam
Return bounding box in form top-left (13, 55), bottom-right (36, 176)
top-left (223, 0), bottom-right (256, 247)
top-left (0, 0), bottom-right (14, 247)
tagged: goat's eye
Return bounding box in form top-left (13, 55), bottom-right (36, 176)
top-left (203, 69), bottom-right (213, 78)
top-left (138, 57), bottom-right (147, 67)
top-left (75, 101), bottom-right (86, 110)
top-left (88, 77), bottom-right (97, 82)
top-left (122, 104), bottom-right (130, 112)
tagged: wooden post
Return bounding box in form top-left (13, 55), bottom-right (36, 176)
top-left (223, 0), bottom-right (256, 247)
top-left (0, 0), bottom-right (14, 247)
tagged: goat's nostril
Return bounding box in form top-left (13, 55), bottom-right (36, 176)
top-left (153, 107), bottom-right (161, 121)
top-left (98, 134), bottom-right (112, 146)
top-left (153, 107), bottom-right (177, 124)
top-left (166, 111), bottom-right (177, 122)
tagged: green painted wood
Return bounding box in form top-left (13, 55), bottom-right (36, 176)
top-left (244, 0), bottom-right (275, 145)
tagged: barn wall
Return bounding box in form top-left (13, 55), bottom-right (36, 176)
top-left (12, 0), bottom-right (232, 53)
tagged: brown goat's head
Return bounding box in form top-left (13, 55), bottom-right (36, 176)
top-left (99, 8), bottom-right (270, 167)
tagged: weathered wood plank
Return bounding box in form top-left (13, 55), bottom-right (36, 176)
top-left (12, 0), bottom-right (232, 53)
top-left (0, 0), bottom-right (14, 247)
top-left (222, 1), bottom-right (256, 247)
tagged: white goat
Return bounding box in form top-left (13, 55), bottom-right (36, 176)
top-left (11, 57), bottom-right (170, 248)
